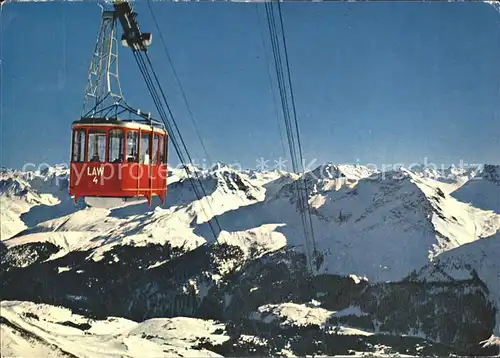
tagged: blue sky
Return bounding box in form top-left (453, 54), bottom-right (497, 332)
top-left (1, 1), bottom-right (499, 171)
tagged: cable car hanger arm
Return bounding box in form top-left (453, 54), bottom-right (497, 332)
top-left (113, 1), bottom-right (152, 52)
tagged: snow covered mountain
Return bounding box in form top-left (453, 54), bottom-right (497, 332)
top-left (405, 163), bottom-right (479, 183)
top-left (1, 300), bottom-right (229, 357)
top-left (0, 168), bottom-right (68, 240)
top-left (414, 232), bottom-right (500, 346)
top-left (452, 164), bottom-right (500, 214)
top-left (1, 163), bottom-right (499, 356)
top-left (290, 168), bottom-right (499, 280)
top-left (307, 163), bottom-right (378, 182)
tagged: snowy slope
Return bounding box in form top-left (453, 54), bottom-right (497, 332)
top-left (440, 165), bottom-right (480, 182)
top-left (406, 164), bottom-right (479, 182)
top-left (0, 300), bottom-right (228, 357)
top-left (401, 164), bottom-right (481, 196)
top-left (266, 168), bottom-right (500, 281)
top-left (415, 232), bottom-right (500, 343)
top-left (3, 164), bottom-right (499, 283)
top-left (165, 165), bottom-right (265, 220)
top-left (0, 299), bottom-right (459, 357)
top-left (2, 204), bottom-right (207, 264)
top-left (1, 171), bottom-right (62, 240)
top-left (250, 302), bottom-right (371, 334)
top-left (2, 165), bottom-right (268, 263)
top-left (308, 163), bottom-right (378, 182)
top-left (242, 169), bottom-right (293, 187)
top-left (303, 163), bottom-right (378, 194)
top-left (452, 164), bottom-right (500, 214)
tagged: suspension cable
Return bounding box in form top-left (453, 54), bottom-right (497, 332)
top-left (265, 1), bottom-right (313, 269)
top-left (256, 4), bottom-right (287, 161)
top-left (275, 0), bottom-right (317, 259)
top-left (146, 0), bottom-right (212, 167)
top-left (264, 0), bottom-right (318, 273)
top-left (132, 48), bottom-right (223, 241)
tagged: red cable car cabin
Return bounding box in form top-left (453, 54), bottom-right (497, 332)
top-left (69, 118), bottom-right (168, 207)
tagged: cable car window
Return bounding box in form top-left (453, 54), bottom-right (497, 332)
top-left (108, 129), bottom-right (124, 163)
top-left (158, 135), bottom-right (165, 165)
top-left (72, 129), bottom-right (86, 162)
top-left (87, 130), bottom-right (106, 162)
top-left (152, 134), bottom-right (159, 164)
top-left (163, 135), bottom-right (168, 163)
top-left (126, 130), bottom-right (139, 163)
top-left (140, 132), bottom-right (151, 165)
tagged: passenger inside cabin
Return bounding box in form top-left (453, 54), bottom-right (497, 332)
top-left (113, 154), bottom-right (123, 163)
top-left (143, 149), bottom-right (150, 165)
top-left (127, 153), bottom-right (138, 163)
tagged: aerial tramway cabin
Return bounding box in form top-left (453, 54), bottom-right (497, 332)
top-left (69, 1), bottom-right (170, 208)
top-left (69, 118), bottom-right (168, 207)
